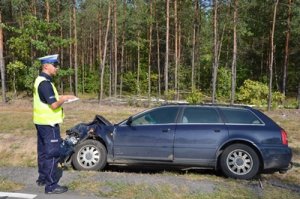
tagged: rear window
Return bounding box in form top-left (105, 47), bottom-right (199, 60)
top-left (181, 107), bottom-right (222, 123)
top-left (220, 108), bottom-right (263, 124)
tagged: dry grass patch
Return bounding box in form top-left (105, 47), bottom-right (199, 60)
top-left (0, 177), bottom-right (24, 191)
top-left (0, 134), bottom-right (36, 167)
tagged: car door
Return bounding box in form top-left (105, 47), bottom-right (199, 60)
top-left (113, 106), bottom-right (179, 161)
top-left (174, 106), bottom-right (228, 165)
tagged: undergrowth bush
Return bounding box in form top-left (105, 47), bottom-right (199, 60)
top-left (237, 79), bottom-right (284, 108)
top-left (186, 90), bottom-right (204, 104)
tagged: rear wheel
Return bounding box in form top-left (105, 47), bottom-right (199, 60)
top-left (220, 144), bottom-right (260, 179)
top-left (72, 139), bottom-right (107, 171)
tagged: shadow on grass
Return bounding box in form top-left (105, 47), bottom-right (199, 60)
top-left (292, 162), bottom-right (300, 168)
top-left (103, 164), bottom-right (222, 178)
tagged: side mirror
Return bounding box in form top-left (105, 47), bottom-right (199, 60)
top-left (126, 116), bottom-right (133, 126)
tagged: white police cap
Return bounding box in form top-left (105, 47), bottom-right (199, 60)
top-left (38, 54), bottom-right (59, 64)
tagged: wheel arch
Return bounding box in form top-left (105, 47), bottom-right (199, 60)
top-left (216, 140), bottom-right (264, 172)
top-left (94, 136), bottom-right (108, 151)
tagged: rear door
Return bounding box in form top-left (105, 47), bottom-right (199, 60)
top-left (113, 106), bottom-right (179, 161)
top-left (174, 106), bottom-right (228, 165)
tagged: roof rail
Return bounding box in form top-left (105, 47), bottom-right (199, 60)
top-left (160, 103), bottom-right (251, 108)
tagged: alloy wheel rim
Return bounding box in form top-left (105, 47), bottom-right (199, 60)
top-left (226, 149), bottom-right (253, 175)
top-left (77, 145), bottom-right (100, 168)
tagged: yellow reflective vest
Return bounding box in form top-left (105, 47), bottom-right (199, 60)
top-left (33, 76), bottom-right (64, 125)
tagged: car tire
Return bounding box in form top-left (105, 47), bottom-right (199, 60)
top-left (72, 139), bottom-right (107, 171)
top-left (220, 144), bottom-right (260, 180)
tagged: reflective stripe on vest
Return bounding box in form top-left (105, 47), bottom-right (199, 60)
top-left (33, 76), bottom-right (64, 125)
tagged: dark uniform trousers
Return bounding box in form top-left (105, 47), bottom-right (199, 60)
top-left (35, 124), bottom-right (62, 192)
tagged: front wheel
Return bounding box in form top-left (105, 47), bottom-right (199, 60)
top-left (72, 139), bottom-right (107, 171)
top-left (220, 144), bottom-right (260, 180)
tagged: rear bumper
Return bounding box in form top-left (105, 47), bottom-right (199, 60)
top-left (261, 146), bottom-right (292, 171)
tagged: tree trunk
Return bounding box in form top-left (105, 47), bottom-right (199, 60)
top-left (164, 0), bottom-right (170, 94)
top-left (283, 0), bottom-right (292, 96)
top-left (82, 54), bottom-right (85, 93)
top-left (72, 0), bottom-right (78, 96)
top-left (231, 0), bottom-right (238, 105)
top-left (218, 24), bottom-right (226, 64)
top-left (137, 30), bottom-right (140, 96)
top-left (98, 11), bottom-right (102, 101)
top-left (30, 0), bottom-right (37, 64)
top-left (212, 0), bottom-right (218, 103)
top-left (155, 0), bottom-right (161, 99)
top-left (297, 82), bottom-right (300, 109)
top-left (120, 0), bottom-right (126, 98)
top-left (100, 5), bottom-right (111, 103)
top-left (0, 10), bottom-right (6, 103)
top-left (148, 0), bottom-right (153, 102)
top-left (109, 25), bottom-right (112, 98)
top-left (58, 0), bottom-right (64, 93)
top-left (31, 0), bottom-right (37, 16)
top-left (268, 0), bottom-right (279, 111)
top-left (174, 0), bottom-right (178, 99)
top-left (113, 0), bottom-right (118, 98)
top-left (191, 0), bottom-right (198, 91)
top-left (69, 5), bottom-right (73, 93)
top-left (45, 0), bottom-right (50, 23)
top-left (89, 29), bottom-right (93, 71)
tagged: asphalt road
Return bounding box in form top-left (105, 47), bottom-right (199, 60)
top-left (0, 167), bottom-right (103, 199)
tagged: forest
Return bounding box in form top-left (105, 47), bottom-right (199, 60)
top-left (0, 0), bottom-right (299, 109)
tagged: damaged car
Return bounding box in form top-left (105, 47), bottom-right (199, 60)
top-left (61, 104), bottom-right (293, 180)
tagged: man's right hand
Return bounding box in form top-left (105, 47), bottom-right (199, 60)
top-left (50, 95), bottom-right (78, 110)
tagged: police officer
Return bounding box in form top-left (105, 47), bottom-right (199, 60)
top-left (33, 54), bottom-right (76, 194)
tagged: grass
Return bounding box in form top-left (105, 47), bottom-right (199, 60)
top-left (0, 177), bottom-right (24, 191)
top-left (0, 99), bottom-right (300, 198)
top-left (67, 174), bottom-right (300, 199)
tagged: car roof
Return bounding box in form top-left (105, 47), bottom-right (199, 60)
top-left (160, 103), bottom-right (252, 109)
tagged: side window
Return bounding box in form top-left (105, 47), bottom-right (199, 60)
top-left (221, 108), bottom-right (263, 124)
top-left (131, 107), bottom-right (179, 125)
top-left (181, 107), bottom-right (221, 124)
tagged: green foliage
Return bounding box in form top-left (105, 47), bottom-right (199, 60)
top-left (164, 90), bottom-right (176, 101)
top-left (56, 67), bottom-right (74, 79)
top-left (7, 15), bottom-right (70, 64)
top-left (237, 79), bottom-right (269, 106)
top-left (272, 91), bottom-right (285, 109)
top-left (186, 90), bottom-right (204, 104)
top-left (23, 61), bottom-right (40, 94)
top-left (7, 61), bottom-right (26, 73)
top-left (236, 79), bottom-right (285, 108)
top-left (82, 71), bottom-right (99, 94)
top-left (123, 72), bottom-right (137, 93)
top-left (217, 67), bottom-right (231, 98)
top-left (284, 98), bottom-right (300, 109)
top-left (1, 0), bottom-right (300, 101)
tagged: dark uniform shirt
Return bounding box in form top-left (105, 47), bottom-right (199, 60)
top-left (38, 72), bottom-right (57, 105)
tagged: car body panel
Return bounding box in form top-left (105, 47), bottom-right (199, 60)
top-left (113, 124), bottom-right (175, 161)
top-left (174, 123), bottom-right (228, 165)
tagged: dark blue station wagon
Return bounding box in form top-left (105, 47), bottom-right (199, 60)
top-left (67, 105), bottom-right (292, 179)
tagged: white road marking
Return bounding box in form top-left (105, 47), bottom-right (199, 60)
top-left (0, 192), bottom-right (37, 199)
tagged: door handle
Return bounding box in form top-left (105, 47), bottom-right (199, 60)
top-left (214, 129), bottom-right (221, 133)
top-left (162, 128), bottom-right (171, 133)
